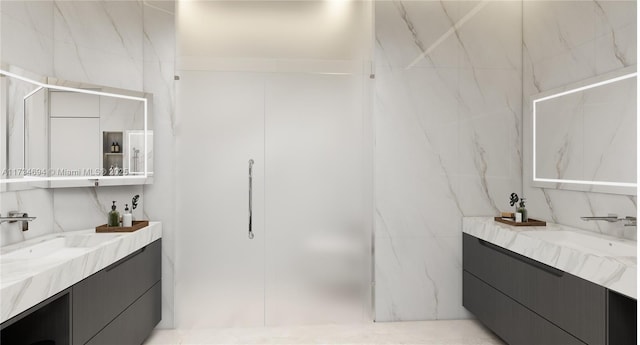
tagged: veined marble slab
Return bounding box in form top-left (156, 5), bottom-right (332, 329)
top-left (0, 222), bottom-right (161, 323)
top-left (463, 217), bottom-right (636, 299)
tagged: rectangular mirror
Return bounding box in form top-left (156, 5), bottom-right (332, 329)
top-left (531, 66), bottom-right (636, 195)
top-left (1, 67), bottom-right (153, 188)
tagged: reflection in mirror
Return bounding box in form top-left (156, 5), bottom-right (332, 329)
top-left (125, 130), bottom-right (154, 175)
top-left (532, 68), bottom-right (636, 195)
top-left (0, 68), bottom-right (153, 188)
top-left (24, 86), bottom-right (48, 183)
top-left (1, 66), bottom-right (47, 191)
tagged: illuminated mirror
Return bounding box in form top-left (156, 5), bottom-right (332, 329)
top-left (0, 67), bottom-right (153, 188)
top-left (531, 67), bottom-right (636, 195)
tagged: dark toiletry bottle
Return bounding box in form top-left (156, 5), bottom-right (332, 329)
top-left (111, 142), bottom-right (116, 153)
top-left (517, 198), bottom-right (528, 222)
top-left (108, 201), bottom-right (120, 227)
top-left (115, 141), bottom-right (121, 153)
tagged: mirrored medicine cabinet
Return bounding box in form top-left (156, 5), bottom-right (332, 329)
top-left (0, 65), bottom-right (153, 190)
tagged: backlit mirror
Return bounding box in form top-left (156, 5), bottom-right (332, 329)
top-left (531, 67), bottom-right (636, 195)
top-left (1, 67), bottom-right (153, 188)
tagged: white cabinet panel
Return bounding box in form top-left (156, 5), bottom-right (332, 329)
top-left (50, 118), bottom-right (100, 176)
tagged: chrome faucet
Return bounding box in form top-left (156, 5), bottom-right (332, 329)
top-left (581, 214), bottom-right (636, 227)
top-left (0, 212), bottom-right (36, 231)
top-left (624, 216), bottom-right (637, 227)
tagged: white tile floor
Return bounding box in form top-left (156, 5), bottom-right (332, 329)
top-left (144, 320), bottom-right (505, 345)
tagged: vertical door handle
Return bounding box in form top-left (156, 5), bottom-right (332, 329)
top-left (248, 159), bottom-right (255, 239)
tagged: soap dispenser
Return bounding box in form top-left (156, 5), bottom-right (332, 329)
top-left (517, 198), bottom-right (528, 222)
top-left (123, 204), bottom-right (132, 227)
top-left (108, 201), bottom-right (120, 227)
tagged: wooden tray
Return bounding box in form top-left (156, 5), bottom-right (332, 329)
top-left (494, 217), bottom-right (546, 227)
top-left (96, 220), bottom-right (149, 233)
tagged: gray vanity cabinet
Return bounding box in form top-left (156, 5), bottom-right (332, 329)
top-left (73, 239), bottom-right (161, 345)
top-left (463, 233), bottom-right (636, 345)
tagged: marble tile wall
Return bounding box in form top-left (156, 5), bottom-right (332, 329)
top-left (142, 0), bottom-right (176, 329)
top-left (522, 0), bottom-right (637, 240)
top-left (0, 0), bottom-right (176, 328)
top-left (53, 0), bottom-right (144, 90)
top-left (0, 1), bottom-right (54, 77)
top-left (373, 1), bottom-right (522, 321)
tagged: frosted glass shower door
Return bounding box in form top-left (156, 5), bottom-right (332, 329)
top-left (176, 71), bottom-right (266, 328)
top-left (176, 71), bottom-right (370, 328)
top-left (264, 73), bottom-right (368, 326)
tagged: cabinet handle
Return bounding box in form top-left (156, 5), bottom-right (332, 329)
top-left (478, 239), bottom-right (564, 277)
top-left (106, 247), bottom-right (146, 272)
top-left (248, 159), bottom-right (254, 240)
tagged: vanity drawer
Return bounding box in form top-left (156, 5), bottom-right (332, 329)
top-left (86, 281), bottom-right (161, 345)
top-left (73, 239), bottom-right (161, 345)
top-left (463, 233), bottom-right (606, 345)
top-left (464, 271), bottom-right (585, 345)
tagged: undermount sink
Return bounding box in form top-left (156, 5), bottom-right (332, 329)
top-left (523, 230), bottom-right (637, 257)
top-left (1, 233), bottom-right (120, 261)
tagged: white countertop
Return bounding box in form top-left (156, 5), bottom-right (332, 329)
top-left (0, 222), bottom-right (162, 323)
top-left (463, 217), bottom-right (636, 299)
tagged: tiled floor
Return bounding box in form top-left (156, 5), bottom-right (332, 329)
top-left (144, 319), bottom-right (505, 345)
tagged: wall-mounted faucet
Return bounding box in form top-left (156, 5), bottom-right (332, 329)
top-left (0, 212), bottom-right (36, 231)
top-left (581, 214), bottom-right (636, 227)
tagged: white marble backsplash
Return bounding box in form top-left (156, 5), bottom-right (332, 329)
top-left (52, 186), bottom-right (144, 232)
top-left (374, 1), bottom-right (522, 321)
top-left (0, 189), bottom-right (54, 247)
top-left (522, 0), bottom-right (637, 240)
